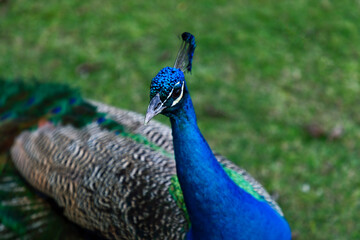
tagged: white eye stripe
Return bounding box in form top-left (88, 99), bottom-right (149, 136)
top-left (171, 83), bottom-right (184, 107)
top-left (174, 82), bottom-right (181, 87)
top-left (164, 82), bottom-right (182, 102)
top-left (165, 87), bottom-right (175, 102)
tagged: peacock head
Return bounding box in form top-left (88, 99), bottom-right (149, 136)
top-left (145, 32), bottom-right (196, 124)
top-left (145, 67), bottom-right (186, 123)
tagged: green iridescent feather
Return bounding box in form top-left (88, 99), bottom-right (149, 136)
top-left (169, 165), bottom-right (264, 226)
top-left (0, 79), bottom-right (168, 153)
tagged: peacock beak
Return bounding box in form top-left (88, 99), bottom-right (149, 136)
top-left (144, 93), bottom-right (167, 125)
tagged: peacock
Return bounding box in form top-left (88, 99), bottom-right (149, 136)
top-left (0, 32), bottom-right (291, 239)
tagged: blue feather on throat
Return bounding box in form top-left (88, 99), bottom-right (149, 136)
top-left (146, 32), bottom-right (291, 239)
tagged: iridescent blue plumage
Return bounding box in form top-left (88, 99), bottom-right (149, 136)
top-left (150, 67), bottom-right (185, 101)
top-left (145, 32), bottom-right (291, 239)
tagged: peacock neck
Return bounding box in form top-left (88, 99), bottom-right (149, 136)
top-left (168, 87), bottom-right (245, 238)
top-left (167, 85), bottom-right (291, 240)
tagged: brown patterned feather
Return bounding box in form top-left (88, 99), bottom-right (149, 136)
top-left (10, 101), bottom-right (283, 239)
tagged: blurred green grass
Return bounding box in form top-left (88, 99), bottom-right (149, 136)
top-left (1, 0), bottom-right (360, 239)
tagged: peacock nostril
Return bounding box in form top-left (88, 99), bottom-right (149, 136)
top-left (155, 102), bottom-right (162, 110)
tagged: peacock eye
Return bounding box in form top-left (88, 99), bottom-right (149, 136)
top-left (172, 87), bottom-right (182, 99)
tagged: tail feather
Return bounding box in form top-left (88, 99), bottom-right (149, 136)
top-left (0, 153), bottom-right (57, 239)
top-left (0, 153), bottom-right (100, 240)
top-left (0, 80), bottom-right (102, 152)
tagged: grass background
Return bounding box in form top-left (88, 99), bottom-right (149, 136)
top-left (1, 0), bottom-right (360, 239)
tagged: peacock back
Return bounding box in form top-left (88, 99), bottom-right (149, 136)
top-left (0, 80), bottom-right (283, 239)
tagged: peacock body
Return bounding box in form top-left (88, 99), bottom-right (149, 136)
top-left (0, 33), bottom-right (291, 239)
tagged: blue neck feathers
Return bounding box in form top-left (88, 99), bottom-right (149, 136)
top-left (167, 84), bottom-right (291, 240)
